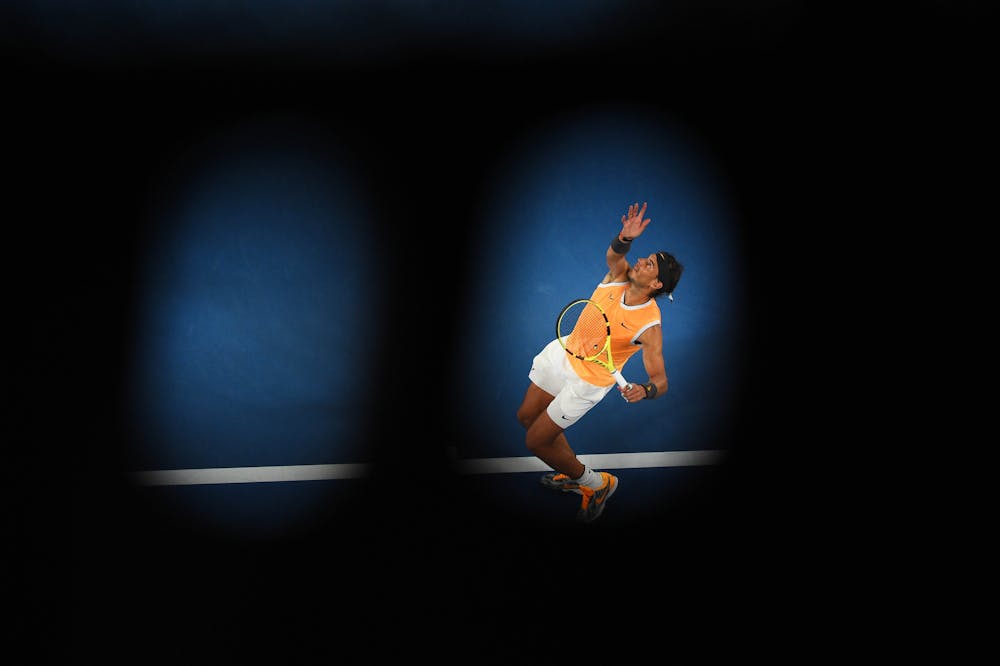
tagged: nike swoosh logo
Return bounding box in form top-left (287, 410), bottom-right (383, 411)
top-left (561, 415), bottom-right (571, 420)
top-left (620, 322), bottom-right (631, 329)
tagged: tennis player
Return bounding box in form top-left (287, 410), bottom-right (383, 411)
top-left (516, 202), bottom-right (683, 522)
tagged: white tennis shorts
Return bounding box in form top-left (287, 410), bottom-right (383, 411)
top-left (528, 338), bottom-right (615, 429)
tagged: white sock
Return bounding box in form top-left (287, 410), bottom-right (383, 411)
top-left (572, 466), bottom-right (604, 490)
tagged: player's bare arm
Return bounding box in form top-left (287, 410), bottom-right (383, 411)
top-left (637, 324), bottom-right (668, 398)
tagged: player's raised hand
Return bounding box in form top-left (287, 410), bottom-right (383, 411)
top-left (620, 202), bottom-right (651, 239)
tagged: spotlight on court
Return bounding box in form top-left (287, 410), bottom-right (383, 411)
top-left (123, 117), bottom-right (378, 539)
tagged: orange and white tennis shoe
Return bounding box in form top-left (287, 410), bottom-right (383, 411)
top-left (576, 471), bottom-right (618, 523)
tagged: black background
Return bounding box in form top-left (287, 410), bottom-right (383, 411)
top-left (7, 2), bottom-right (984, 661)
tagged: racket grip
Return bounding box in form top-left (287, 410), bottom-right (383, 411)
top-left (612, 370), bottom-right (631, 390)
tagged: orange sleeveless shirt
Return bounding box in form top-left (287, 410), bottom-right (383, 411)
top-left (566, 281), bottom-right (662, 387)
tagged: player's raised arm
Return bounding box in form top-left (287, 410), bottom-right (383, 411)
top-left (605, 201), bottom-right (651, 283)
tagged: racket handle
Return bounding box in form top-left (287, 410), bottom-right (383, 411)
top-left (612, 370), bottom-right (631, 390)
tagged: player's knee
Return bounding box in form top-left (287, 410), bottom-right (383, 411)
top-left (515, 406), bottom-right (534, 430)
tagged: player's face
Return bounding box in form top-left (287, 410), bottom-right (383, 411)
top-left (631, 254), bottom-right (660, 286)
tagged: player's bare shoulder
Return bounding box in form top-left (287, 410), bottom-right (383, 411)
top-left (603, 264), bottom-right (629, 284)
top-left (636, 322), bottom-right (663, 349)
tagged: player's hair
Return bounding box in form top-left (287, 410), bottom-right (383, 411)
top-left (653, 251), bottom-right (683, 299)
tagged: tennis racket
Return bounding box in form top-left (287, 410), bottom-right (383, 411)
top-left (556, 298), bottom-right (632, 395)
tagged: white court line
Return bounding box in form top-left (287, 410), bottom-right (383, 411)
top-left (455, 450), bottom-right (726, 475)
top-left (133, 463), bottom-right (372, 486)
top-left (133, 450), bottom-right (726, 486)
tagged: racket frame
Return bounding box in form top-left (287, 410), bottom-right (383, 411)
top-left (556, 298), bottom-right (633, 392)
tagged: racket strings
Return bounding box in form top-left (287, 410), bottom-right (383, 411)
top-left (563, 302), bottom-right (609, 359)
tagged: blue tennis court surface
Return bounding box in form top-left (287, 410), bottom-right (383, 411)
top-left (118, 106), bottom-right (748, 540)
